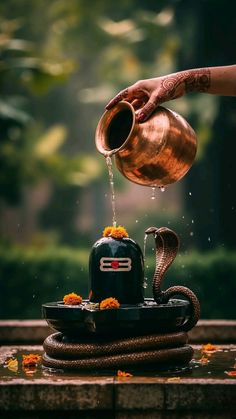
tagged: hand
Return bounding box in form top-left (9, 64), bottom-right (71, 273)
top-left (105, 74), bottom-right (187, 122)
top-left (105, 68), bottom-right (211, 122)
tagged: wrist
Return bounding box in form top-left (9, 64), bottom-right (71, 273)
top-left (182, 68), bottom-right (211, 93)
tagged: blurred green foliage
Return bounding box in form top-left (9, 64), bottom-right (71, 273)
top-left (0, 244), bottom-right (235, 319)
top-left (0, 0), bottom-right (235, 319)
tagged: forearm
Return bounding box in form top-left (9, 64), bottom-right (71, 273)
top-left (183, 65), bottom-right (236, 96)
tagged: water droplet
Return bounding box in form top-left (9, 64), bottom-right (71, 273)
top-left (143, 280), bottom-right (148, 289)
top-left (32, 294), bottom-right (35, 299)
top-left (151, 187), bottom-right (156, 200)
top-left (159, 186), bottom-right (165, 192)
top-left (135, 219), bottom-right (139, 223)
top-left (208, 237), bottom-right (211, 242)
top-left (189, 192), bottom-right (192, 196)
top-left (190, 232), bottom-right (194, 236)
top-left (191, 219), bottom-right (194, 224)
top-left (182, 215), bottom-right (185, 219)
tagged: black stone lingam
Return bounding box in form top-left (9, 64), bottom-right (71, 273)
top-left (89, 234), bottom-right (144, 304)
top-left (42, 227), bottom-right (200, 371)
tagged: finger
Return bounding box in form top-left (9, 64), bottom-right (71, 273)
top-left (105, 88), bottom-right (130, 110)
top-left (136, 100), bottom-right (157, 123)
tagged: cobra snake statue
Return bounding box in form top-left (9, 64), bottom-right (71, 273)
top-left (43, 227), bottom-right (200, 370)
top-left (145, 226), bottom-right (200, 332)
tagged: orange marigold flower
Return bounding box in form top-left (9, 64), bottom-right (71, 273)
top-left (117, 370), bottom-right (133, 377)
top-left (103, 225), bottom-right (129, 239)
top-left (103, 226), bottom-right (113, 237)
top-left (63, 292), bottom-right (82, 305)
top-left (201, 343), bottom-right (217, 353)
top-left (225, 370), bottom-right (236, 377)
top-left (22, 354), bottom-right (41, 367)
top-left (100, 297), bottom-right (120, 310)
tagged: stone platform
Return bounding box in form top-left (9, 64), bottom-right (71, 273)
top-left (0, 320), bottom-right (236, 418)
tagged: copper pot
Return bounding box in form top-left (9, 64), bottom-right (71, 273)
top-left (95, 101), bottom-right (197, 187)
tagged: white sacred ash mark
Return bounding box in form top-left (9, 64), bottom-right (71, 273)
top-left (100, 257), bottom-right (132, 272)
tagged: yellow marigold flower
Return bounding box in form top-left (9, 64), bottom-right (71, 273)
top-left (6, 358), bottom-right (18, 372)
top-left (22, 354), bottom-right (41, 367)
top-left (63, 292), bottom-right (83, 305)
top-left (117, 370), bottom-right (133, 377)
top-left (100, 297), bottom-right (120, 310)
top-left (103, 225), bottom-right (129, 239)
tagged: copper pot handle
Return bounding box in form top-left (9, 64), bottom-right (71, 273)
top-left (145, 226), bottom-right (200, 332)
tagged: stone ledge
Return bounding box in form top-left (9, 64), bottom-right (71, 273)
top-left (0, 376), bottom-right (235, 413)
top-left (114, 379), bottom-right (236, 410)
top-left (0, 319), bottom-right (236, 344)
top-left (0, 381), bottom-right (114, 411)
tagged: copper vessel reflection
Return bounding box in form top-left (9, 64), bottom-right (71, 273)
top-left (95, 101), bottom-right (197, 187)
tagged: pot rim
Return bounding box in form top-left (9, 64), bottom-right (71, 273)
top-left (95, 100), bottom-right (136, 155)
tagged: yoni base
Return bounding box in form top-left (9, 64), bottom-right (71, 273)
top-left (42, 331), bottom-right (193, 370)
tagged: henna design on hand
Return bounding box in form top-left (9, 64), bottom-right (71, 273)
top-left (138, 101), bottom-right (156, 122)
top-left (185, 68), bottom-right (211, 93)
top-left (157, 68), bottom-right (211, 104)
top-left (158, 71), bottom-right (189, 102)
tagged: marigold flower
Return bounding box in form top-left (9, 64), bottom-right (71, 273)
top-left (201, 343), bottom-right (217, 353)
top-left (100, 297), bottom-right (120, 310)
top-left (103, 225), bottom-right (129, 239)
top-left (5, 358), bottom-right (18, 372)
top-left (22, 354), bottom-right (41, 367)
top-left (63, 292), bottom-right (82, 305)
top-left (117, 370), bottom-right (133, 377)
top-left (225, 370), bottom-right (236, 377)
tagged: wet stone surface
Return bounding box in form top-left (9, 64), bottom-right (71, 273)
top-left (0, 344), bottom-right (236, 415)
top-left (1, 345), bottom-right (236, 381)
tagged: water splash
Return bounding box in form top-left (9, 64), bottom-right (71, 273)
top-left (143, 233), bottom-right (148, 289)
top-left (151, 187), bottom-right (156, 200)
top-left (105, 155), bottom-right (117, 227)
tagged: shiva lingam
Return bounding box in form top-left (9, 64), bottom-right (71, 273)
top-left (42, 226), bottom-right (200, 371)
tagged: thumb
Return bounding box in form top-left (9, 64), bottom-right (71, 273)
top-left (136, 99), bottom-right (157, 122)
